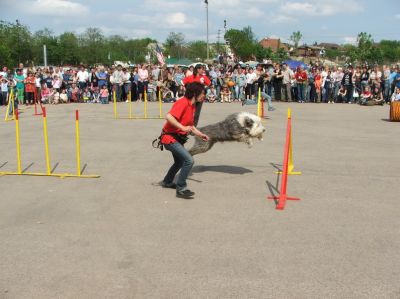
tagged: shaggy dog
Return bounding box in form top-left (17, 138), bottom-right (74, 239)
top-left (188, 112), bottom-right (265, 156)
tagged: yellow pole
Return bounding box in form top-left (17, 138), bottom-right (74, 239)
top-left (15, 109), bottom-right (22, 174)
top-left (158, 89), bottom-right (162, 118)
top-left (276, 107), bottom-right (301, 175)
top-left (257, 88), bottom-right (261, 117)
top-left (144, 89), bottom-right (148, 119)
top-left (75, 110), bottom-right (81, 176)
top-left (113, 90), bottom-right (117, 119)
top-left (5, 89), bottom-right (15, 121)
top-left (42, 107), bottom-right (51, 175)
top-left (128, 91), bottom-right (132, 119)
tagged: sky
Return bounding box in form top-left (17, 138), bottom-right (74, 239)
top-left (1, 0), bottom-right (399, 45)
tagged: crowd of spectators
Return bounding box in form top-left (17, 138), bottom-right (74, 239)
top-left (1, 61), bottom-right (400, 109)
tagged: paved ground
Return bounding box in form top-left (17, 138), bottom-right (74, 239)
top-left (0, 101), bottom-right (399, 299)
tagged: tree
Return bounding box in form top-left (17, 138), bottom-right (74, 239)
top-left (224, 28), bottom-right (257, 61)
top-left (79, 27), bottom-right (105, 64)
top-left (164, 32), bottom-right (186, 58)
top-left (59, 32), bottom-right (80, 65)
top-left (187, 41), bottom-right (208, 60)
top-left (290, 31), bottom-right (302, 48)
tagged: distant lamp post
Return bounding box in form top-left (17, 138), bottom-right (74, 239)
top-left (205, 0), bottom-right (209, 60)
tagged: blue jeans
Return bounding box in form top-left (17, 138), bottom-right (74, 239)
top-left (297, 83), bottom-right (305, 102)
top-left (163, 142), bottom-right (194, 192)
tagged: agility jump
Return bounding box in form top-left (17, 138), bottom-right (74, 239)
top-left (113, 89), bottom-right (163, 120)
top-left (0, 108), bottom-right (100, 178)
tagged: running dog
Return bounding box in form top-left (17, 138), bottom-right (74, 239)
top-left (188, 112), bottom-right (265, 156)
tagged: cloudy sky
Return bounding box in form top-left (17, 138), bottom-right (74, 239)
top-left (1, 0), bottom-right (399, 45)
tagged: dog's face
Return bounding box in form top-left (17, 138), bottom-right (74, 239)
top-left (238, 112), bottom-right (266, 140)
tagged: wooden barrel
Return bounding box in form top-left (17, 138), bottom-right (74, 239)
top-left (390, 102), bottom-right (400, 121)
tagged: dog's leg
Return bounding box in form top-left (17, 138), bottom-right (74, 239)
top-left (188, 138), bottom-right (215, 156)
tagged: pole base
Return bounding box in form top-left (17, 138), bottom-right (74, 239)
top-left (0, 171), bottom-right (100, 178)
top-left (267, 195), bottom-right (301, 210)
top-left (275, 171), bottom-right (302, 175)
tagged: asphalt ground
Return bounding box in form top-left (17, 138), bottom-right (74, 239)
top-left (0, 101), bottom-right (399, 299)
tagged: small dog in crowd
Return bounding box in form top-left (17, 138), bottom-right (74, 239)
top-left (188, 112), bottom-right (265, 156)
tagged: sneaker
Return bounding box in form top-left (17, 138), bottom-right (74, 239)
top-left (160, 181), bottom-right (176, 189)
top-left (176, 189), bottom-right (195, 199)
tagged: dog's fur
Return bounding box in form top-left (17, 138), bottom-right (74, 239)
top-left (188, 112), bottom-right (265, 156)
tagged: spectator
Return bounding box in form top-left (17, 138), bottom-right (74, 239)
top-left (336, 85), bottom-right (347, 103)
top-left (245, 67), bottom-right (257, 100)
top-left (391, 87), bottom-right (400, 102)
top-left (77, 66), bottom-right (89, 90)
top-left (206, 85), bottom-right (217, 103)
top-left (282, 63), bottom-right (292, 102)
top-left (100, 84), bottom-right (109, 104)
top-left (24, 72), bottom-right (36, 105)
top-left (59, 89), bottom-right (68, 103)
top-left (294, 66), bottom-right (307, 103)
top-left (14, 69), bottom-right (25, 105)
top-left (342, 67), bottom-right (354, 103)
top-left (220, 85), bottom-right (232, 103)
top-left (138, 64), bottom-right (149, 101)
top-left (359, 86), bottom-right (372, 105)
top-left (0, 77), bottom-right (9, 106)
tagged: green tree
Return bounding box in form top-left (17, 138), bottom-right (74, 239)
top-left (224, 28), bottom-right (256, 61)
top-left (164, 32), bottom-right (186, 59)
top-left (290, 31), bottom-right (302, 48)
top-left (59, 32), bottom-right (80, 65)
top-left (187, 40), bottom-right (208, 60)
top-left (79, 27), bottom-right (105, 64)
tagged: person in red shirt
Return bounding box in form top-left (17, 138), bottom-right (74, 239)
top-left (294, 66), bottom-right (308, 103)
top-left (24, 72), bottom-right (36, 105)
top-left (161, 82), bottom-right (209, 199)
top-left (182, 65), bottom-right (211, 127)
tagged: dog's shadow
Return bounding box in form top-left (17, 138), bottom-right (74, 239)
top-left (191, 165), bottom-right (253, 175)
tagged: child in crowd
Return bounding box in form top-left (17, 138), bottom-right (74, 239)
top-left (70, 83), bottom-right (80, 102)
top-left (1, 77), bottom-right (9, 106)
top-left (100, 85), bottom-right (109, 104)
top-left (147, 79), bottom-right (156, 101)
top-left (359, 86), bottom-right (372, 105)
top-left (52, 90), bottom-right (60, 104)
top-left (24, 72), bottom-right (36, 105)
top-left (52, 75), bottom-right (62, 92)
top-left (59, 89), bottom-right (68, 103)
top-left (82, 87), bottom-right (91, 102)
top-left (206, 85), bottom-right (217, 103)
top-left (336, 85), bottom-right (347, 103)
top-left (220, 85), bottom-right (232, 103)
top-left (41, 84), bottom-right (51, 103)
top-left (391, 87), bottom-right (400, 102)
top-left (92, 87), bottom-right (100, 103)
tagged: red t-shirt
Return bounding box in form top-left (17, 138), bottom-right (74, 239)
top-left (295, 71), bottom-right (307, 82)
top-left (161, 97), bottom-right (196, 144)
top-left (182, 74), bottom-right (211, 86)
top-left (25, 76), bottom-right (36, 93)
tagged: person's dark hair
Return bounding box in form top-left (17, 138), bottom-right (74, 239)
top-left (193, 64), bottom-right (204, 77)
top-left (184, 82), bottom-right (204, 99)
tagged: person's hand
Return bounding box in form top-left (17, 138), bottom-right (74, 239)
top-left (201, 134), bottom-right (210, 141)
top-left (181, 126), bottom-right (192, 133)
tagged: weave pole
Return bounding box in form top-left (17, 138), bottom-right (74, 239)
top-left (15, 109), bottom-right (22, 174)
top-left (113, 90), bottom-right (118, 119)
top-left (128, 91), bottom-right (132, 119)
top-left (268, 108), bottom-right (300, 210)
top-left (159, 89), bottom-right (162, 118)
top-left (75, 110), bottom-right (81, 176)
top-left (42, 107), bottom-right (51, 175)
top-left (276, 109), bottom-right (301, 175)
top-left (144, 89), bottom-right (148, 119)
top-left (257, 88), bottom-right (261, 117)
top-left (5, 90), bottom-right (15, 121)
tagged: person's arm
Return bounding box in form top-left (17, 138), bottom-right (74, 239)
top-left (191, 126), bottom-right (209, 141)
top-left (165, 113), bottom-right (192, 133)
